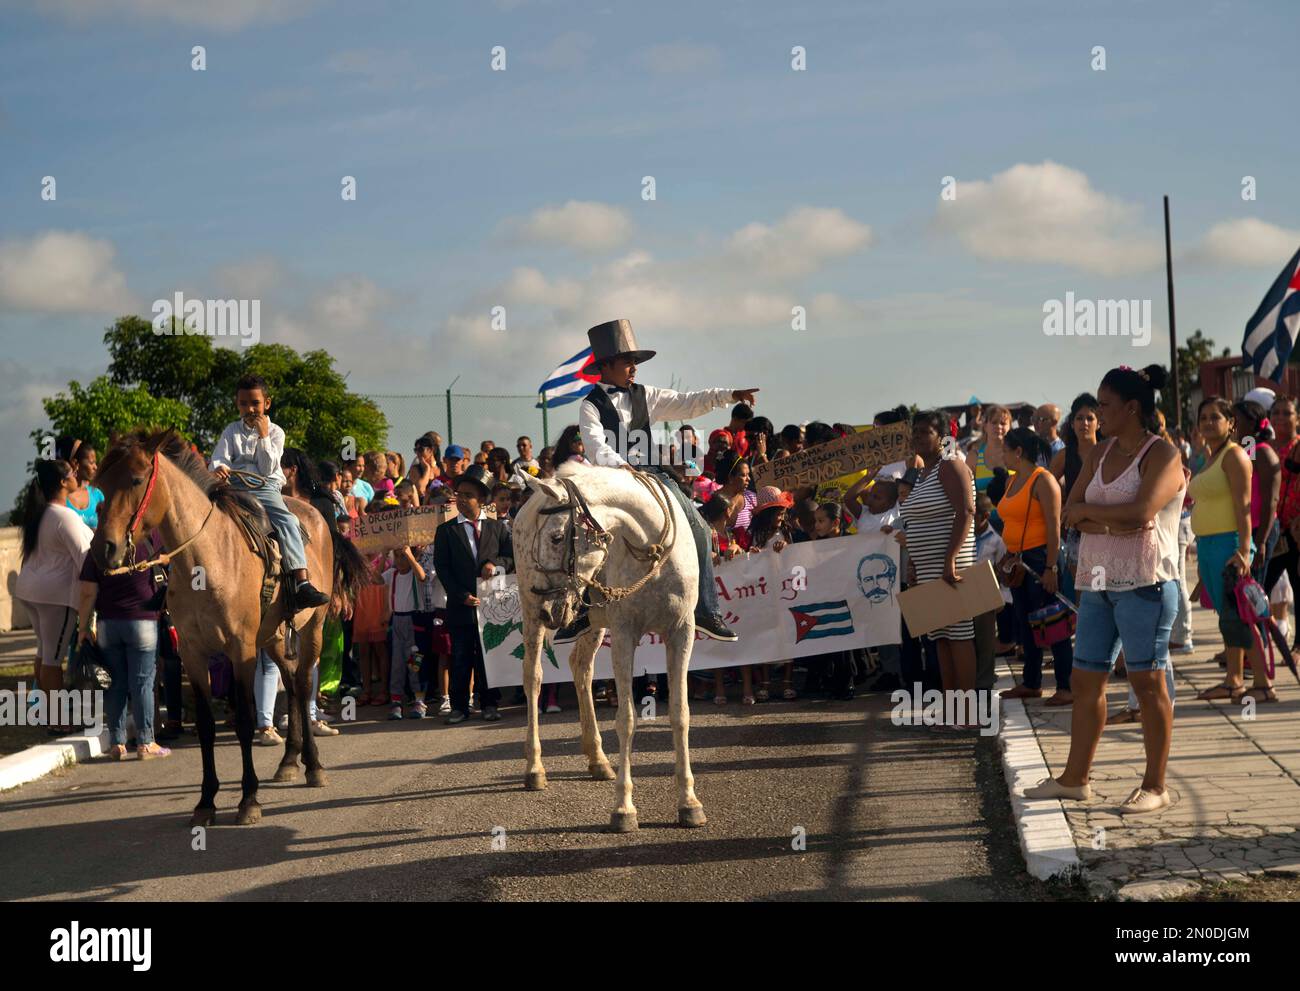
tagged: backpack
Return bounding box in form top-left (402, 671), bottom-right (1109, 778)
top-left (1227, 568), bottom-right (1278, 680)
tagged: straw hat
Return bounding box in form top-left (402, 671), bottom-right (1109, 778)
top-left (752, 485), bottom-right (794, 514)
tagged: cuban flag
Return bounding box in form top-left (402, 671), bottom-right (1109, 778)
top-left (789, 600), bottom-right (854, 643)
top-left (1242, 247), bottom-right (1300, 383)
top-left (537, 346), bottom-right (600, 408)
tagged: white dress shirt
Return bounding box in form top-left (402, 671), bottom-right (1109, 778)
top-left (579, 384), bottom-right (735, 468)
top-left (457, 510), bottom-right (487, 558)
top-left (210, 419), bottom-right (287, 485)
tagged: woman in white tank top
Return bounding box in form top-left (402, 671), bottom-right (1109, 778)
top-left (1023, 366), bottom-right (1186, 817)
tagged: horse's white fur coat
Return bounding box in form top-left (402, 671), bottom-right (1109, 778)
top-left (513, 461), bottom-right (705, 830)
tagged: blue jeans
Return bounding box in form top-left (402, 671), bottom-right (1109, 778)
top-left (101, 619), bottom-right (159, 747)
top-left (1008, 545), bottom-right (1073, 691)
top-left (1074, 581), bottom-right (1179, 672)
top-left (645, 468), bottom-right (720, 620)
top-left (233, 475), bottom-right (307, 571)
top-left (255, 649), bottom-right (318, 728)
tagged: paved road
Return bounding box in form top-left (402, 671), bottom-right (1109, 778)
top-left (0, 690), bottom-right (1042, 901)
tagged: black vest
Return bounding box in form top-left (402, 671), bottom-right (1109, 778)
top-left (584, 383), bottom-right (652, 461)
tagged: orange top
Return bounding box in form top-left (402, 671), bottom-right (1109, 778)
top-left (998, 466), bottom-right (1049, 552)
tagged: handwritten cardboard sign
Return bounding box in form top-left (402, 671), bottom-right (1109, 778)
top-left (346, 504), bottom-right (453, 553)
top-left (897, 561), bottom-right (1004, 638)
top-left (752, 422), bottom-right (912, 491)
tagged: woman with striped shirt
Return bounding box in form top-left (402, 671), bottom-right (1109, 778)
top-left (898, 410), bottom-right (978, 727)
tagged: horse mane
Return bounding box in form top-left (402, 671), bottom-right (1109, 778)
top-left (103, 428), bottom-right (278, 561)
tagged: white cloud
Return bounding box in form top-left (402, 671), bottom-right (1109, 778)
top-left (326, 48), bottom-right (439, 92)
top-left (639, 41), bottom-right (722, 74)
top-left (33, 0), bottom-right (319, 30)
top-left (933, 161), bottom-right (1163, 275)
top-left (1192, 218), bottom-right (1300, 267)
top-left (0, 231), bottom-right (135, 315)
top-left (511, 200), bottom-right (633, 253)
top-left (725, 207), bottom-right (873, 279)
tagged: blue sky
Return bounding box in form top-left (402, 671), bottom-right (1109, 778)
top-left (2, 0), bottom-right (1298, 504)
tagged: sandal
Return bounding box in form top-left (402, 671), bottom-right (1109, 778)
top-left (137, 742), bottom-right (172, 760)
top-left (1240, 686), bottom-right (1279, 703)
top-left (1196, 683), bottom-right (1244, 702)
top-left (1106, 707), bottom-right (1140, 725)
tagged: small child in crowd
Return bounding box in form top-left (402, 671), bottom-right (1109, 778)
top-left (386, 481), bottom-right (429, 718)
top-left (972, 492), bottom-right (1011, 693)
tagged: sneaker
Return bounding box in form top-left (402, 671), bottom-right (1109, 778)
top-left (256, 727), bottom-right (284, 747)
top-left (446, 710), bottom-right (468, 725)
top-left (552, 612), bottom-right (590, 644)
top-left (545, 699), bottom-right (561, 714)
top-left (293, 581), bottom-right (330, 608)
top-left (482, 706), bottom-right (502, 722)
top-left (695, 612), bottom-right (738, 642)
top-left (276, 714), bottom-right (289, 733)
top-left (388, 704), bottom-right (403, 720)
top-left (311, 720), bottom-right (339, 737)
top-left (438, 695), bottom-right (452, 715)
top-left (1171, 642), bottom-right (1195, 655)
top-left (469, 695), bottom-right (481, 715)
top-left (409, 701), bottom-right (427, 719)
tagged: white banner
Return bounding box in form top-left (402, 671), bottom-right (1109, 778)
top-left (479, 531), bottom-right (901, 687)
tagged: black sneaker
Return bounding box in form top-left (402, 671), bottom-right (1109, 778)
top-left (553, 613), bottom-right (590, 644)
top-left (695, 613), bottom-right (738, 642)
top-left (293, 581), bottom-right (330, 608)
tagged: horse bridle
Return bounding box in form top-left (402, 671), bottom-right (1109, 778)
top-left (121, 449), bottom-right (161, 565)
top-left (528, 473), bottom-right (676, 604)
top-left (529, 477), bottom-right (612, 598)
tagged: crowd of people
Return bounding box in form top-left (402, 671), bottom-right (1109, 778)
top-left (12, 363), bottom-right (1294, 816)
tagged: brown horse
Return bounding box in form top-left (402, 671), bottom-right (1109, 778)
top-left (91, 430), bottom-right (368, 826)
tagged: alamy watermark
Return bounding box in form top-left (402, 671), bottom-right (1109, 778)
top-left (0, 683), bottom-right (104, 731)
top-left (1042, 292), bottom-right (1151, 347)
top-left (152, 292), bottom-right (260, 347)
top-left (889, 683), bottom-right (1001, 736)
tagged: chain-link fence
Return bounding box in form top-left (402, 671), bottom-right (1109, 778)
top-left (367, 392), bottom-right (568, 455)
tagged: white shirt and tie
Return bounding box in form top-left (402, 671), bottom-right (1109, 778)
top-left (579, 384), bottom-right (735, 468)
top-left (457, 510), bottom-right (487, 558)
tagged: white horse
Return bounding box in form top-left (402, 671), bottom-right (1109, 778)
top-left (514, 461), bottom-right (706, 832)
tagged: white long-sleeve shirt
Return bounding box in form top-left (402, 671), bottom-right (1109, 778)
top-left (210, 419), bottom-right (287, 486)
top-left (579, 384), bottom-right (735, 468)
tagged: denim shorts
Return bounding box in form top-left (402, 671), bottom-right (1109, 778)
top-left (1073, 581), bottom-right (1179, 673)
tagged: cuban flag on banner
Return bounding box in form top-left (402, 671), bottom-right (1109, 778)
top-left (1242, 247), bottom-right (1300, 383)
top-left (537, 346), bottom-right (600, 408)
top-left (789, 600), bottom-right (855, 643)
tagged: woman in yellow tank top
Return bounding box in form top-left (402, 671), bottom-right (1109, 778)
top-left (1188, 398), bottom-right (1259, 703)
top-left (996, 427), bottom-right (1071, 704)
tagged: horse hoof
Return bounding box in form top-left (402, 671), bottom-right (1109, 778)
top-left (677, 805), bottom-right (707, 828)
top-left (235, 803), bottom-right (262, 826)
top-left (524, 771), bottom-right (547, 791)
top-left (305, 768), bottom-right (328, 788)
top-left (272, 765), bottom-right (298, 784)
top-left (189, 809), bottom-right (216, 828)
top-left (609, 810), bottom-right (639, 833)
top-left (589, 762), bottom-right (615, 781)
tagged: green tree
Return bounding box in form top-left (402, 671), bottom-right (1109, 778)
top-left (103, 317), bottom-right (387, 460)
top-left (1157, 329), bottom-right (1231, 433)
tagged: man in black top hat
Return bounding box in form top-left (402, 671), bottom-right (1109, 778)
top-left (553, 319), bottom-right (758, 644)
top-left (433, 463), bottom-right (513, 722)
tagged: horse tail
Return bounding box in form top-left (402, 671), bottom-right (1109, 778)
top-left (330, 529), bottom-right (371, 607)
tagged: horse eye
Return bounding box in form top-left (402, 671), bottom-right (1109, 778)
top-left (132, 477), bottom-right (145, 487)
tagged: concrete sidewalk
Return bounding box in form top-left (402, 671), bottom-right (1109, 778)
top-left (1019, 604), bottom-right (1300, 895)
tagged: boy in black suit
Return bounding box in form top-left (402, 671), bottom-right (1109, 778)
top-left (432, 464), bottom-right (514, 723)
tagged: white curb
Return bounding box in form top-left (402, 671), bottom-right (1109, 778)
top-left (0, 726), bottom-right (111, 792)
top-left (993, 660), bottom-right (1082, 881)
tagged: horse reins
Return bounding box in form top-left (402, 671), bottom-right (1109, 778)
top-left (102, 455), bottom-right (260, 576)
top-left (528, 472), bottom-right (676, 604)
